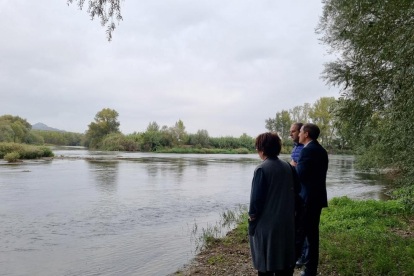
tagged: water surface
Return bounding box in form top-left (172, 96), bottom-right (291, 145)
top-left (0, 147), bottom-right (389, 276)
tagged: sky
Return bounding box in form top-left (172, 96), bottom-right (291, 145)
top-left (0, 0), bottom-right (338, 137)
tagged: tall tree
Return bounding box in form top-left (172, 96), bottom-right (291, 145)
top-left (265, 110), bottom-right (292, 140)
top-left (318, 0), bottom-right (414, 173)
top-left (192, 129), bottom-right (210, 148)
top-left (289, 103), bottom-right (312, 123)
top-left (0, 115), bottom-right (31, 143)
top-left (170, 120), bottom-right (187, 146)
top-left (309, 97), bottom-right (337, 148)
top-left (85, 108), bottom-right (120, 148)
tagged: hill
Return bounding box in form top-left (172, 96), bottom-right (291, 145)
top-left (32, 123), bottom-right (66, 132)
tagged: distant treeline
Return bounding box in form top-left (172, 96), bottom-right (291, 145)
top-left (81, 109), bottom-right (260, 153)
top-left (0, 115), bottom-right (83, 146)
top-left (0, 113), bottom-right (274, 153)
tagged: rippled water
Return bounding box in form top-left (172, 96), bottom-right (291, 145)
top-left (0, 147), bottom-right (390, 276)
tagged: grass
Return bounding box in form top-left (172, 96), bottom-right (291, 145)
top-left (319, 197), bottom-right (414, 276)
top-left (178, 197), bottom-right (414, 276)
top-left (0, 142), bottom-right (54, 160)
top-left (192, 206), bottom-right (249, 252)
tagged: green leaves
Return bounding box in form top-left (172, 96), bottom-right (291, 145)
top-left (68, 0), bottom-right (124, 41)
top-left (319, 0), bottom-right (414, 179)
top-left (85, 108), bottom-right (120, 148)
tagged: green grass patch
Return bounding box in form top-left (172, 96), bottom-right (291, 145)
top-left (0, 142), bottom-right (54, 160)
top-left (207, 254), bottom-right (227, 265)
top-left (210, 197), bottom-right (414, 275)
top-left (319, 197), bottom-right (414, 275)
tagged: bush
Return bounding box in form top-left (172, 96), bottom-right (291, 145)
top-left (4, 151), bottom-right (20, 162)
top-left (0, 142), bottom-right (53, 159)
top-left (100, 133), bottom-right (139, 151)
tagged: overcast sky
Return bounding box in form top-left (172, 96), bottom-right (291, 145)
top-left (0, 0), bottom-right (338, 136)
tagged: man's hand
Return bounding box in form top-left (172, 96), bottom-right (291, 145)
top-left (248, 217), bottom-right (256, 221)
top-left (290, 160), bottom-right (297, 166)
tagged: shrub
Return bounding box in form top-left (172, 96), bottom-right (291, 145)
top-left (4, 151), bottom-right (20, 162)
top-left (0, 142), bottom-right (53, 159)
top-left (100, 133), bottom-right (139, 151)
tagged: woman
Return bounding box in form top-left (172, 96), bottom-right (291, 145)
top-left (249, 132), bottom-right (300, 276)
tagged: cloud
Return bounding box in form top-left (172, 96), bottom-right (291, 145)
top-left (0, 0), bottom-right (338, 136)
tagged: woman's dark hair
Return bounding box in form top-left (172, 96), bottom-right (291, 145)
top-left (255, 132), bottom-right (282, 158)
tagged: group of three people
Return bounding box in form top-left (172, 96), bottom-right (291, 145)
top-left (248, 123), bottom-right (328, 276)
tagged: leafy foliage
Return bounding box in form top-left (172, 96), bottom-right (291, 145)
top-left (100, 133), bottom-right (138, 151)
top-left (265, 97), bottom-right (351, 152)
top-left (4, 152), bottom-right (20, 162)
top-left (0, 143), bottom-right (53, 159)
top-left (67, 0), bottom-right (123, 41)
top-left (318, 0), bottom-right (414, 181)
top-left (0, 115), bottom-right (32, 143)
top-left (33, 130), bottom-right (82, 146)
top-left (84, 108), bottom-right (120, 148)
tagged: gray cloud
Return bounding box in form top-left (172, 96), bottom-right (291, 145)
top-left (0, 0), bottom-right (338, 136)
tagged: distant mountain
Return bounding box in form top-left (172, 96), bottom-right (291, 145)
top-left (32, 123), bottom-right (66, 132)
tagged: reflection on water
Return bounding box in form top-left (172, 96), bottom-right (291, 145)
top-left (0, 148), bottom-right (391, 276)
top-left (88, 161), bottom-right (119, 194)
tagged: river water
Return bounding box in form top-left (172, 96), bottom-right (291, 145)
top-left (0, 147), bottom-right (390, 276)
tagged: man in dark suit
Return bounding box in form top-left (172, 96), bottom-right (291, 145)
top-left (296, 123), bottom-right (328, 276)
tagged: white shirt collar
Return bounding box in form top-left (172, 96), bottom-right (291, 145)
top-left (304, 140), bottom-right (313, 147)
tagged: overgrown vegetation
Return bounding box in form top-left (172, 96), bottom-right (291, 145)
top-left (82, 109), bottom-right (260, 153)
top-left (33, 130), bottom-right (83, 146)
top-left (0, 142), bottom-right (53, 160)
top-left (4, 152), bottom-right (20, 162)
top-left (317, 0), bottom-right (414, 197)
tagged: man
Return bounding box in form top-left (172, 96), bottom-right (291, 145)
top-left (289, 123), bottom-right (304, 167)
top-left (296, 123), bottom-right (328, 276)
top-left (289, 122), bottom-right (307, 267)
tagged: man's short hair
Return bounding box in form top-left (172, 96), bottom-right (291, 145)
top-left (293, 122), bottom-right (303, 131)
top-left (302, 123), bottom-right (320, 140)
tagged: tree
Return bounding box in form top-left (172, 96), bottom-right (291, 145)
top-left (11, 121), bottom-right (25, 142)
top-left (308, 97), bottom-right (337, 148)
top-left (265, 110), bottom-right (292, 140)
top-left (0, 123), bottom-right (14, 142)
top-left (68, 0), bottom-right (124, 41)
top-left (318, 0), bottom-right (414, 173)
top-left (141, 121), bottom-right (162, 151)
top-left (302, 103), bottom-right (312, 123)
top-left (85, 108), bottom-right (120, 148)
top-left (169, 120), bottom-right (187, 146)
top-left (265, 118), bottom-right (276, 132)
top-left (191, 129), bottom-right (210, 148)
top-left (289, 105), bottom-right (303, 123)
top-left (146, 121), bottom-right (160, 132)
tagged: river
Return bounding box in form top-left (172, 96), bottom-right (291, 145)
top-left (0, 147), bottom-right (390, 276)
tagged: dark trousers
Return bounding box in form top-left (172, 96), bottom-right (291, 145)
top-left (257, 266), bottom-right (294, 276)
top-left (303, 208), bottom-right (322, 276)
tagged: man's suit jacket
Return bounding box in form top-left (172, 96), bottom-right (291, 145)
top-left (296, 140), bottom-right (328, 210)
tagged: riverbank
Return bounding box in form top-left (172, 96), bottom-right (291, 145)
top-left (173, 197), bottom-right (414, 276)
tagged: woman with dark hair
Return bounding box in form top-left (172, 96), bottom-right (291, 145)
top-left (249, 132), bottom-right (300, 276)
